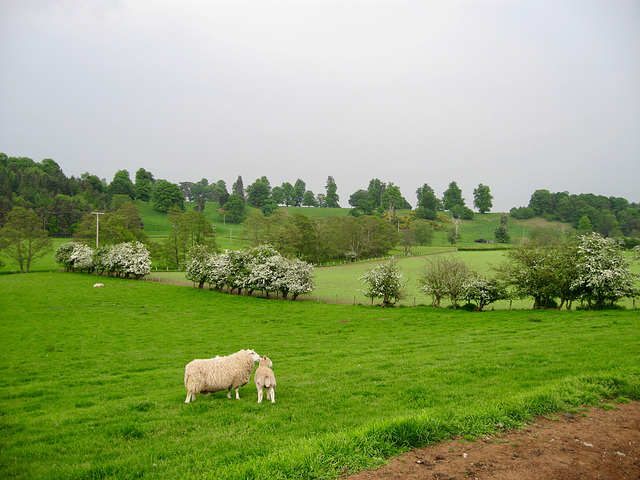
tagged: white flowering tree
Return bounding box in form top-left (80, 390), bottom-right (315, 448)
top-left (69, 243), bottom-right (95, 272)
top-left (225, 249), bottom-right (251, 294)
top-left (54, 242), bottom-right (78, 271)
top-left (185, 245), bottom-right (214, 289)
top-left (204, 252), bottom-right (232, 291)
top-left (461, 275), bottom-right (506, 311)
top-left (185, 244), bottom-right (314, 300)
top-left (123, 241), bottom-right (151, 279)
top-left (98, 242), bottom-right (151, 279)
top-left (359, 258), bottom-right (406, 307)
top-left (282, 258), bottom-right (314, 300)
top-left (247, 255), bottom-right (285, 298)
top-left (571, 233), bottom-right (636, 309)
top-left (55, 241), bottom-right (150, 279)
top-left (55, 242), bottom-right (95, 272)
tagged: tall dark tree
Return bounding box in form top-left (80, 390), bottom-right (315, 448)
top-left (416, 183), bottom-right (440, 211)
top-left (380, 183), bottom-right (411, 213)
top-left (302, 190), bottom-right (318, 207)
top-left (152, 180), bottom-right (184, 212)
top-left (348, 189), bottom-right (374, 215)
top-left (367, 178), bottom-right (386, 210)
top-left (108, 170), bottom-right (136, 199)
top-left (528, 189), bottom-right (553, 216)
top-left (223, 194), bottom-right (246, 223)
top-left (293, 179), bottom-right (306, 207)
top-left (134, 168), bottom-right (154, 201)
top-left (246, 176), bottom-right (272, 210)
top-left (325, 176), bottom-right (340, 208)
top-left (280, 182), bottom-right (294, 206)
top-left (494, 213), bottom-right (511, 243)
top-left (211, 180), bottom-right (229, 205)
top-left (442, 181), bottom-right (465, 211)
top-left (473, 183), bottom-right (493, 213)
top-left (232, 175), bottom-right (245, 202)
top-left (415, 183), bottom-right (440, 220)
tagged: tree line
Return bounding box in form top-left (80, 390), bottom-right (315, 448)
top-left (511, 189), bottom-right (640, 243)
top-left (2, 153), bottom-right (640, 275)
top-left (361, 234), bottom-right (640, 310)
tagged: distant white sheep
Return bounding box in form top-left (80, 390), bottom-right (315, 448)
top-left (255, 355), bottom-right (277, 404)
top-left (93, 283), bottom-right (104, 288)
top-left (184, 349), bottom-right (260, 403)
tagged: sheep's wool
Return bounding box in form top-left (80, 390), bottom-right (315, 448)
top-left (255, 356), bottom-right (277, 404)
top-left (184, 349), bottom-right (259, 403)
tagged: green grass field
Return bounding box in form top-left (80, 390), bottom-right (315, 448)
top-left (147, 249), bottom-right (639, 310)
top-left (1, 272), bottom-right (639, 479)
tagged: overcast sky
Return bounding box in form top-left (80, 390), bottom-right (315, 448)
top-left (1, 0), bottom-right (638, 212)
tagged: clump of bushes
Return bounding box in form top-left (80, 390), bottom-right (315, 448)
top-left (55, 241), bottom-right (151, 279)
top-left (184, 244), bottom-right (315, 300)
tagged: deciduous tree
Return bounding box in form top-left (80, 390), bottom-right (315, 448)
top-left (0, 207), bottom-right (52, 273)
top-left (324, 176), bottom-right (340, 208)
top-left (152, 180), bottom-right (184, 212)
top-left (571, 233), bottom-right (636, 309)
top-left (473, 184), bottom-right (493, 213)
top-left (442, 181), bottom-right (465, 211)
top-left (494, 213), bottom-right (511, 243)
top-left (108, 170), bottom-right (136, 199)
top-left (359, 258), bottom-right (407, 307)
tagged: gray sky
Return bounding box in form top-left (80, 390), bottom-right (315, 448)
top-left (1, 0), bottom-right (639, 212)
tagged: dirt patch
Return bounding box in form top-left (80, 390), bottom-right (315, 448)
top-left (346, 401), bottom-right (640, 480)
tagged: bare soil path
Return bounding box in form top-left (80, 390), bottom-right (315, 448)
top-left (346, 401), bottom-right (640, 480)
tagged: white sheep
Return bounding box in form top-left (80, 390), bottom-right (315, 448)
top-left (184, 349), bottom-right (260, 403)
top-left (93, 283), bottom-right (104, 288)
top-left (255, 355), bottom-right (277, 404)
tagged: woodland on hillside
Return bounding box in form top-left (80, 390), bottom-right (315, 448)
top-left (1, 154), bottom-right (639, 246)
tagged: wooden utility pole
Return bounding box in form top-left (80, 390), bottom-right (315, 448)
top-left (91, 212), bottom-right (104, 248)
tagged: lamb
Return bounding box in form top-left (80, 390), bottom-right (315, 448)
top-left (255, 355), bottom-right (277, 404)
top-left (184, 349), bottom-right (261, 403)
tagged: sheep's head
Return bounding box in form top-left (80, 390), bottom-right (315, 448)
top-left (245, 349), bottom-right (261, 362)
top-left (259, 355), bottom-right (273, 368)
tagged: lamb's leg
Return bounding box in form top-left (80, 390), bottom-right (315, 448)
top-left (257, 388), bottom-right (263, 403)
top-left (268, 387), bottom-right (275, 403)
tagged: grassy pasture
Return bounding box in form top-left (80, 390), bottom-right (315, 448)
top-left (151, 249), bottom-right (639, 310)
top-left (1, 272), bottom-right (639, 479)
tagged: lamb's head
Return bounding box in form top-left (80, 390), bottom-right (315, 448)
top-left (259, 355), bottom-right (273, 368)
top-left (244, 349), bottom-right (261, 362)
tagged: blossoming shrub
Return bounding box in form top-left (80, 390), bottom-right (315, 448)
top-left (359, 258), bottom-right (406, 307)
top-left (461, 275), bottom-right (506, 311)
top-left (55, 242), bottom-right (94, 272)
top-left (185, 245), bottom-right (213, 289)
top-left (54, 242), bottom-right (78, 271)
top-left (184, 244), bottom-right (315, 300)
top-left (54, 241), bottom-right (150, 279)
top-left (571, 233), bottom-right (636, 308)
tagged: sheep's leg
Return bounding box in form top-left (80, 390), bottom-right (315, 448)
top-left (226, 388), bottom-right (232, 399)
top-left (257, 388), bottom-right (263, 403)
top-left (235, 388), bottom-right (241, 400)
top-left (268, 387), bottom-right (275, 403)
top-left (185, 392), bottom-right (194, 403)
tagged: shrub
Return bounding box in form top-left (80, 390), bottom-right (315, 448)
top-left (418, 256), bottom-right (472, 308)
top-left (461, 275), bottom-right (506, 311)
top-left (571, 233), bottom-right (636, 309)
top-left (359, 258), bottom-right (407, 307)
